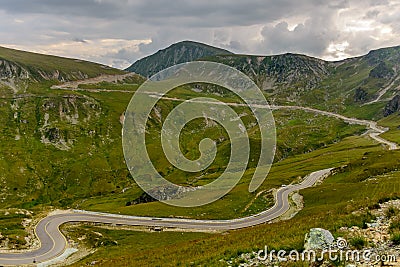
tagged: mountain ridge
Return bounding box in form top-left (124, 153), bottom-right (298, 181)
top-left (125, 40), bottom-right (233, 77)
top-left (2, 42), bottom-right (400, 117)
top-left (2, 41), bottom-right (400, 266)
top-left (0, 46), bottom-right (124, 85)
top-left (126, 41), bottom-right (400, 116)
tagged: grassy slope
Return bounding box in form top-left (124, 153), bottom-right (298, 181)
top-left (1, 46), bottom-right (400, 265)
top-left (0, 79), bottom-right (365, 212)
top-left (0, 90), bottom-right (135, 209)
top-left (379, 113), bottom-right (400, 144)
top-left (0, 46), bottom-right (123, 78)
top-left (0, 48), bottom-right (131, 247)
top-left (60, 80), bottom-right (400, 266)
top-left (71, 136), bottom-right (400, 266)
top-left (71, 86), bottom-right (366, 220)
top-left (63, 224), bottom-right (210, 266)
top-left (0, 47), bottom-right (130, 212)
top-left (203, 46), bottom-right (400, 121)
top-left (0, 80), bottom-right (368, 250)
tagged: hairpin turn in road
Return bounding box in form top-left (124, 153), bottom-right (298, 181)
top-left (0, 169), bottom-right (333, 266)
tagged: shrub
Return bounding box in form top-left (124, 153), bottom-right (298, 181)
top-left (391, 232), bottom-right (400, 245)
top-left (350, 236), bottom-right (367, 250)
top-left (386, 206), bottom-right (399, 219)
top-left (368, 203), bottom-right (380, 210)
top-left (389, 218), bottom-right (400, 232)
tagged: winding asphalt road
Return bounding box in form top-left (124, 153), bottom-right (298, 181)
top-left (0, 169), bottom-right (332, 266)
top-left (1, 77), bottom-right (396, 265)
top-left (269, 105), bottom-right (398, 150)
top-left (51, 75), bottom-right (398, 150)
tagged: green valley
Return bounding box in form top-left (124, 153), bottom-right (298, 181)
top-left (1, 42), bottom-right (400, 266)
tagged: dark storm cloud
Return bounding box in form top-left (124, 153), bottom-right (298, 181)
top-left (0, 0), bottom-right (399, 68)
top-left (0, 0), bottom-right (122, 18)
top-left (0, 0), bottom-right (344, 27)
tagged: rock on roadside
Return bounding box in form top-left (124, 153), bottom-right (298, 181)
top-left (304, 228), bottom-right (335, 250)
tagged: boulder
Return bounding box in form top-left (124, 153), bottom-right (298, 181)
top-left (304, 228), bottom-right (335, 250)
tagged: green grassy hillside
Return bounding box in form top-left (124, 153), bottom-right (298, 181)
top-left (1, 44), bottom-right (400, 266)
top-left (202, 46), bottom-right (400, 120)
top-left (70, 137), bottom-right (400, 266)
top-left (0, 46), bottom-right (123, 81)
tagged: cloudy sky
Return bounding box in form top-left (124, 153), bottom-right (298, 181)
top-left (0, 0), bottom-right (399, 69)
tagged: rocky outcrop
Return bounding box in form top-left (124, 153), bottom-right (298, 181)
top-left (384, 95), bottom-right (400, 117)
top-left (369, 62), bottom-right (395, 79)
top-left (12, 94), bottom-right (102, 151)
top-left (304, 228), bottom-right (335, 250)
top-left (0, 59), bottom-right (30, 80)
top-left (354, 87), bottom-right (369, 103)
top-left (208, 53), bottom-right (330, 91)
top-left (0, 58), bottom-right (91, 87)
top-left (365, 46), bottom-right (400, 66)
top-left (126, 192), bottom-right (156, 206)
top-left (267, 54), bottom-right (330, 88)
top-left (125, 185), bottom-right (198, 206)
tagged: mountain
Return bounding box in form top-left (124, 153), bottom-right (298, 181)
top-left (125, 40), bottom-right (233, 77)
top-left (202, 53), bottom-right (330, 91)
top-left (126, 40), bottom-right (400, 119)
top-left (0, 46), bottom-right (124, 92)
top-left (201, 46), bottom-right (400, 118)
top-left (0, 47), bottom-right (136, 215)
top-left (2, 43), bottom-right (400, 266)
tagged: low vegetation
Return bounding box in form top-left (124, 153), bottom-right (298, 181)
top-left (1, 44), bottom-right (400, 265)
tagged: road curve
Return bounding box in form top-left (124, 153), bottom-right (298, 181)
top-left (52, 77), bottom-right (398, 150)
top-left (0, 169), bottom-right (332, 266)
top-left (269, 105), bottom-right (398, 150)
top-left (6, 77), bottom-right (396, 265)
top-left (128, 94), bottom-right (399, 150)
